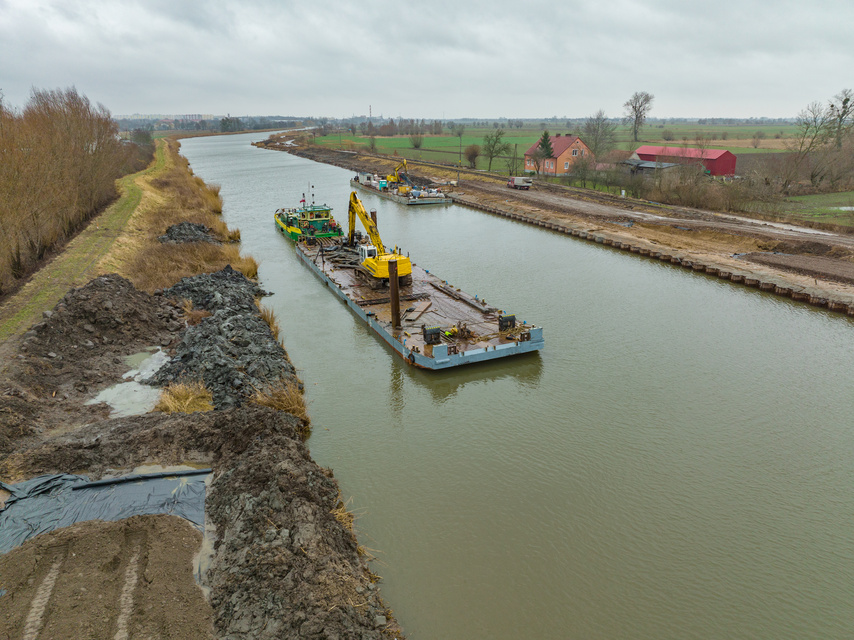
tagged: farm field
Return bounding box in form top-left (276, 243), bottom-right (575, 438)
top-left (311, 123), bottom-right (797, 171)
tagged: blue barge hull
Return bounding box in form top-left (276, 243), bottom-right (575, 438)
top-left (294, 242), bottom-right (544, 370)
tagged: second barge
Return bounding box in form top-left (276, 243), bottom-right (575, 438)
top-left (351, 172), bottom-right (450, 206)
top-left (279, 192), bottom-right (544, 370)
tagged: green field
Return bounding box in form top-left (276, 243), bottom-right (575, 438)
top-left (311, 122), bottom-right (794, 171)
top-left (780, 191), bottom-right (854, 226)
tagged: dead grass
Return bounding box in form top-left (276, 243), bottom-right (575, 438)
top-left (258, 304), bottom-right (281, 341)
top-left (200, 181), bottom-right (223, 213)
top-left (100, 137), bottom-right (254, 291)
top-left (179, 298), bottom-right (212, 326)
top-left (249, 378), bottom-right (310, 438)
top-left (126, 242), bottom-right (259, 292)
top-left (154, 380), bottom-right (214, 413)
top-left (331, 495), bottom-right (356, 533)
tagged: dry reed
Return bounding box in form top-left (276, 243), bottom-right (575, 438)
top-left (126, 242), bottom-right (258, 292)
top-left (249, 378), bottom-right (310, 438)
top-left (154, 380), bottom-right (214, 413)
top-left (331, 495), bottom-right (356, 533)
top-left (258, 304), bottom-right (281, 341)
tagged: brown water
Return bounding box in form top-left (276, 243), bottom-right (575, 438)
top-left (181, 133), bottom-right (854, 639)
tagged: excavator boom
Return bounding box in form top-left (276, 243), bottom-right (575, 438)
top-left (347, 192), bottom-right (385, 252)
top-left (346, 191), bottom-right (411, 284)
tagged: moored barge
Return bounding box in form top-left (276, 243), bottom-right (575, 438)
top-left (351, 171), bottom-right (450, 206)
top-left (278, 192), bottom-right (543, 370)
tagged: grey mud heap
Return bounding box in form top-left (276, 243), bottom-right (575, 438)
top-left (0, 266), bottom-right (404, 638)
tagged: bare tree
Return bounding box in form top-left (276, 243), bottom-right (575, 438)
top-left (481, 128), bottom-right (511, 171)
top-left (828, 88), bottom-right (853, 150)
top-left (781, 101), bottom-right (833, 192)
top-left (409, 133), bottom-right (423, 149)
top-left (623, 91), bottom-right (654, 142)
top-left (504, 144), bottom-right (522, 176)
top-left (582, 110), bottom-right (617, 159)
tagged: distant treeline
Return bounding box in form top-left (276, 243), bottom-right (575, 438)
top-left (0, 88), bottom-right (152, 295)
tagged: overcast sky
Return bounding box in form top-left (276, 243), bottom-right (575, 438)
top-left (1, 0), bottom-right (851, 120)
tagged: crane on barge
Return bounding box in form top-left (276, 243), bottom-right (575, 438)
top-left (347, 191), bottom-right (412, 289)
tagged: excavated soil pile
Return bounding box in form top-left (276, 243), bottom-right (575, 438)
top-left (0, 274), bottom-right (183, 455)
top-left (0, 268), bottom-right (404, 639)
top-left (153, 266), bottom-right (297, 408)
top-left (159, 221), bottom-right (221, 245)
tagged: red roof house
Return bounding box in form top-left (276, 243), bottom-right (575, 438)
top-left (632, 146), bottom-right (737, 176)
top-left (524, 134), bottom-right (592, 175)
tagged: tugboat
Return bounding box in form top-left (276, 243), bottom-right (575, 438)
top-left (274, 193), bottom-right (343, 241)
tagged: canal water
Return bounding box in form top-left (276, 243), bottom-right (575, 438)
top-left (180, 133), bottom-right (854, 639)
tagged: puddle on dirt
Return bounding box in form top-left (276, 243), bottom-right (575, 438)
top-left (86, 382), bottom-right (161, 418)
top-left (86, 347), bottom-right (170, 418)
top-left (123, 348), bottom-right (170, 382)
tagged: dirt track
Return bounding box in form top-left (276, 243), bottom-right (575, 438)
top-left (279, 143), bottom-right (854, 310)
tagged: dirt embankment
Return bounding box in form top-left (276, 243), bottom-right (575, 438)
top-left (0, 264), bottom-right (404, 635)
top-left (272, 142), bottom-right (854, 312)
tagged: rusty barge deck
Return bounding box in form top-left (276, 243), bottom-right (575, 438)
top-left (295, 240), bottom-right (544, 370)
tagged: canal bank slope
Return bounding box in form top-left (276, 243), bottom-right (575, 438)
top-left (0, 139), bottom-right (404, 638)
top-left (270, 141), bottom-right (854, 315)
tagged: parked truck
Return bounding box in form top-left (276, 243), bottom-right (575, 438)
top-left (507, 176), bottom-right (533, 190)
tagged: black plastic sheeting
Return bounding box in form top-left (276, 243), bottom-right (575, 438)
top-left (0, 469), bottom-right (210, 555)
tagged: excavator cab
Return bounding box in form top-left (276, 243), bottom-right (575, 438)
top-left (358, 245), bottom-right (378, 262)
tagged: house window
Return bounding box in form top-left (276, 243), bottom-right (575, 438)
top-left (581, 149), bottom-right (585, 156)
top-left (564, 162), bottom-right (569, 170)
top-left (572, 149), bottom-right (578, 156)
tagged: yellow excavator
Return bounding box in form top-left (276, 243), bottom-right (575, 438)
top-left (386, 160), bottom-right (412, 195)
top-left (347, 191), bottom-right (412, 288)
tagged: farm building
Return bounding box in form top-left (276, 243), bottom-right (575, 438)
top-left (631, 146), bottom-right (737, 176)
top-left (524, 134), bottom-right (592, 175)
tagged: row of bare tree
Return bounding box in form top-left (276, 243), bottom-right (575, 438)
top-left (0, 88), bottom-right (141, 295)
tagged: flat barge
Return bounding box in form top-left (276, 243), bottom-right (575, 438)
top-left (350, 175), bottom-right (451, 206)
top-left (290, 243), bottom-right (543, 371)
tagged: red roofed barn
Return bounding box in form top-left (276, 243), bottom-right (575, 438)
top-left (632, 146), bottom-right (737, 176)
top-left (524, 134), bottom-right (592, 175)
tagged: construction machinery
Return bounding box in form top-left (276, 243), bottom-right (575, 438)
top-left (386, 160), bottom-right (412, 195)
top-left (347, 191), bottom-right (412, 288)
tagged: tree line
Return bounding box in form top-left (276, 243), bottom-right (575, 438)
top-left (0, 87), bottom-right (149, 295)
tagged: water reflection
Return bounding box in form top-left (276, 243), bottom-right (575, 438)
top-left (402, 351), bottom-right (543, 405)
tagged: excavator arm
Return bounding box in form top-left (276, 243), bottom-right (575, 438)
top-left (347, 191), bottom-right (385, 253)
top-left (387, 159), bottom-right (409, 184)
top-left (346, 191), bottom-right (412, 284)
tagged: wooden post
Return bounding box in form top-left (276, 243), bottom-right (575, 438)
top-left (389, 259), bottom-right (401, 329)
top-left (370, 209), bottom-right (377, 225)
